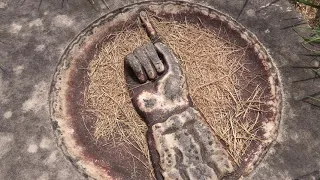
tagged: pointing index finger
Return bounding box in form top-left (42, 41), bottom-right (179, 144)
top-left (139, 11), bottom-right (159, 43)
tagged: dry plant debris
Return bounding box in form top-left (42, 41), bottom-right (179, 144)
top-left (294, 0), bottom-right (320, 28)
top-left (84, 17), bottom-right (269, 178)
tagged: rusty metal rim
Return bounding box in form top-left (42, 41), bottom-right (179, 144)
top-left (49, 1), bottom-right (282, 179)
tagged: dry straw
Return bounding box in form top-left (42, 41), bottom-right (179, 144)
top-left (84, 16), bottom-right (268, 178)
top-left (294, 0), bottom-right (319, 27)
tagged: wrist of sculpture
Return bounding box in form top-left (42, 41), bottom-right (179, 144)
top-left (147, 106), bottom-right (235, 180)
top-left (139, 99), bottom-right (192, 128)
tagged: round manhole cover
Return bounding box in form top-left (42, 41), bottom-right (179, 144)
top-left (50, 1), bottom-right (281, 180)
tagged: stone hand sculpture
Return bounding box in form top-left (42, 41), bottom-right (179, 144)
top-left (124, 11), bottom-right (235, 180)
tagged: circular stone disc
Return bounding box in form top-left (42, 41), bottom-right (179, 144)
top-left (49, 1), bottom-right (282, 179)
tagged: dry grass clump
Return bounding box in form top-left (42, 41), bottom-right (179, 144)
top-left (84, 17), bottom-right (268, 177)
top-left (83, 26), bottom-right (152, 176)
top-left (294, 0), bottom-right (320, 28)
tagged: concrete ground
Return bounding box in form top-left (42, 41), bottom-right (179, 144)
top-left (1, 0), bottom-right (320, 179)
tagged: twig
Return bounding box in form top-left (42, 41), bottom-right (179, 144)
top-left (86, 0), bottom-right (98, 12)
top-left (237, 0), bottom-right (249, 20)
top-left (281, 22), bottom-right (308, 30)
top-left (293, 76), bottom-right (320, 83)
top-left (101, 0), bottom-right (109, 9)
top-left (38, 0), bottom-right (42, 11)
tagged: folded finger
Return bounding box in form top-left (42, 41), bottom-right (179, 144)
top-left (134, 46), bottom-right (157, 80)
top-left (154, 42), bottom-right (179, 69)
top-left (145, 43), bottom-right (165, 74)
top-left (125, 53), bottom-right (147, 83)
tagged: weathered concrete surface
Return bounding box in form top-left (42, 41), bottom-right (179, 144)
top-left (0, 0), bottom-right (319, 179)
